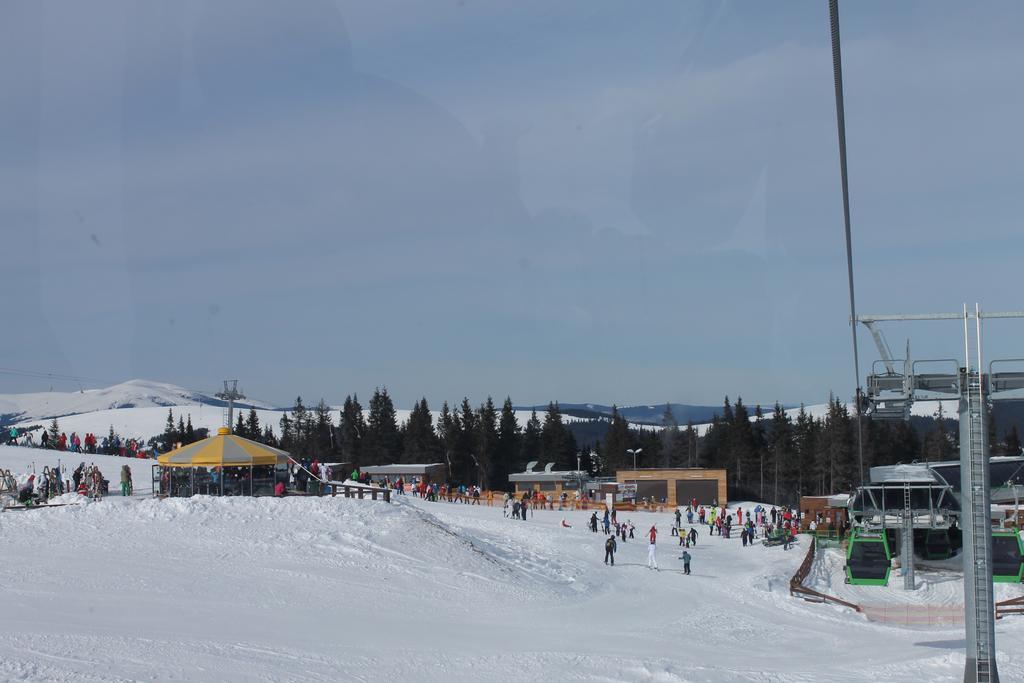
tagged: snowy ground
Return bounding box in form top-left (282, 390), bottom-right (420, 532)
top-left (2, 461), bottom-right (1023, 681)
top-left (1, 446), bottom-right (156, 495)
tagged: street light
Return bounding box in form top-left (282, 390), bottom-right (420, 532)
top-left (468, 453), bottom-right (483, 488)
top-left (626, 448), bottom-right (642, 471)
top-left (626, 448), bottom-right (642, 503)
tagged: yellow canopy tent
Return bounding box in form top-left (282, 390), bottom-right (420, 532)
top-left (158, 427), bottom-right (289, 468)
top-left (154, 427), bottom-right (291, 497)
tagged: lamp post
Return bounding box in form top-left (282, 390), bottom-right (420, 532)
top-left (627, 448), bottom-right (642, 471)
top-left (626, 448), bottom-right (642, 503)
top-left (468, 453), bottom-right (483, 488)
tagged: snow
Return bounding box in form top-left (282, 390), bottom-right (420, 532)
top-left (0, 379), bottom-right (274, 424)
top-left (690, 399), bottom-right (960, 436)
top-left (1, 446), bottom-right (156, 495)
top-left (1, 471), bottom-right (1022, 681)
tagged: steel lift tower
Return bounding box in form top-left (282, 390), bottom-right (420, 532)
top-left (858, 306), bottom-right (1024, 683)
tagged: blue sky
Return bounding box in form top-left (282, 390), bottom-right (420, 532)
top-left (3, 1), bottom-right (1024, 409)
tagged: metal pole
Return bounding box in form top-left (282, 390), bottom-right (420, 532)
top-left (961, 303), bottom-right (999, 683)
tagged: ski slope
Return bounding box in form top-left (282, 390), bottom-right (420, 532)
top-left (0, 379), bottom-right (274, 424)
top-left (1, 481), bottom-right (1022, 681)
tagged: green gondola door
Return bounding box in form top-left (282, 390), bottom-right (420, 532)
top-left (923, 529), bottom-right (953, 560)
top-left (845, 530), bottom-right (891, 586)
top-left (990, 530), bottom-right (1024, 583)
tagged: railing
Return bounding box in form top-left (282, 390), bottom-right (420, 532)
top-left (329, 483), bottom-right (391, 503)
top-left (996, 595), bottom-right (1024, 620)
top-left (860, 605), bottom-right (964, 626)
top-left (789, 537), bottom-right (861, 611)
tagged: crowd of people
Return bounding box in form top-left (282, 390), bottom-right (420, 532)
top-left (12, 461), bottom-right (128, 506)
top-left (6, 426), bottom-right (153, 459)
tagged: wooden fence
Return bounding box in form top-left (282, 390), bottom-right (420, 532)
top-left (788, 537), bottom-right (862, 611)
top-left (996, 595), bottom-right (1024, 620)
top-left (329, 483), bottom-right (391, 503)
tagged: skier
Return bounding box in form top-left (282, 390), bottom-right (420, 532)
top-left (602, 509), bottom-right (610, 535)
top-left (674, 508), bottom-right (682, 534)
top-left (604, 535), bottom-right (617, 566)
top-left (589, 512), bottom-right (598, 532)
top-left (680, 550), bottom-right (692, 575)
top-left (628, 522), bottom-right (635, 539)
top-left (647, 526), bottom-right (658, 570)
top-left (688, 527), bottom-right (698, 546)
top-left (120, 465), bottom-right (131, 496)
top-left (686, 508), bottom-right (694, 525)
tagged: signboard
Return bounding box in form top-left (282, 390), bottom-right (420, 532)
top-left (605, 493), bottom-right (613, 512)
top-left (619, 483), bottom-right (637, 501)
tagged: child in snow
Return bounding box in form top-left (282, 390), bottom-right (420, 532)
top-left (604, 535), bottom-right (617, 565)
top-left (680, 550), bottom-right (692, 575)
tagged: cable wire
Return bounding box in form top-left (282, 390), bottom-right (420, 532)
top-left (828, 0), bottom-right (866, 485)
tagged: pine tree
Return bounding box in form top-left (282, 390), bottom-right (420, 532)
top-left (177, 416), bottom-right (186, 443)
top-left (339, 395), bottom-right (365, 465)
top-left (682, 420), bottom-right (698, 468)
top-left (540, 402), bottom-right (572, 469)
top-left (475, 397), bottom-right (499, 489)
top-left (364, 388), bottom-right (400, 466)
top-left (246, 408), bottom-right (261, 443)
top-left (793, 406), bottom-right (816, 500)
top-left (48, 418), bottom-right (60, 447)
top-left (496, 397), bottom-right (522, 480)
top-left (768, 403), bottom-right (793, 505)
top-left (924, 403), bottom-right (954, 461)
top-left (403, 398), bottom-right (439, 464)
top-left (456, 398), bottom-right (478, 484)
top-left (660, 404), bottom-right (677, 469)
top-left (753, 405), bottom-right (766, 501)
top-left (261, 425), bottom-right (277, 447)
top-left (164, 409), bottom-right (177, 446)
top-left (312, 399), bottom-right (334, 457)
top-left (185, 414), bottom-right (195, 444)
top-left (235, 411), bottom-right (247, 438)
top-left (520, 409), bottom-right (542, 470)
top-left (729, 397), bottom-right (755, 494)
top-left (279, 413), bottom-right (294, 450)
top-left (291, 397), bottom-right (309, 455)
top-left (601, 406), bottom-right (632, 473)
top-left (436, 401), bottom-right (461, 483)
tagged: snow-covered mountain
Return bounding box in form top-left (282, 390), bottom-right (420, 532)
top-left (0, 379), bottom-right (273, 425)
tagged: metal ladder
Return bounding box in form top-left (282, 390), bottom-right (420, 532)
top-left (902, 480), bottom-right (915, 589)
top-left (967, 374), bottom-right (996, 682)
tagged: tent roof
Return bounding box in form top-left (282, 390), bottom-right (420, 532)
top-left (157, 428), bottom-right (290, 468)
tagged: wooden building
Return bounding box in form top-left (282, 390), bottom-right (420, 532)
top-left (615, 468), bottom-right (727, 507)
top-left (360, 463), bottom-right (447, 485)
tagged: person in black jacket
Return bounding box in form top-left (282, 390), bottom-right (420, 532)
top-left (604, 535), bottom-right (617, 565)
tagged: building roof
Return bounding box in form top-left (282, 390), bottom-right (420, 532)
top-left (509, 470), bottom-right (584, 483)
top-left (868, 464), bottom-right (938, 484)
top-left (361, 463), bottom-right (446, 475)
top-left (157, 427), bottom-right (290, 468)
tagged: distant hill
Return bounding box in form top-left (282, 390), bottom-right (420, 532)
top-left (516, 403), bottom-right (723, 426)
top-left (0, 379), bottom-right (273, 426)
